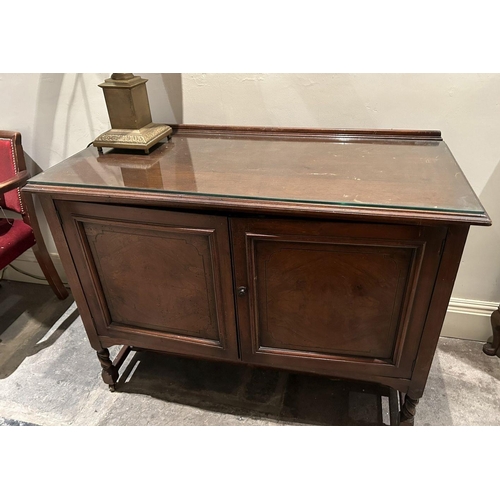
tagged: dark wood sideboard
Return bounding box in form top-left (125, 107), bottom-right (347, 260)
top-left (23, 125), bottom-right (491, 425)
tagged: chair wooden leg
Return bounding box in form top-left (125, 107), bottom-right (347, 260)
top-left (22, 192), bottom-right (68, 300)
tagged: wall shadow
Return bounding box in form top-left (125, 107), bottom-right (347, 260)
top-left (23, 150), bottom-right (43, 177)
top-left (161, 73), bottom-right (183, 124)
top-left (477, 158), bottom-right (500, 298)
top-left (455, 158), bottom-right (500, 303)
top-left (62, 74), bottom-right (96, 159)
top-left (32, 73), bottom-right (101, 170)
top-left (32, 74), bottom-right (65, 170)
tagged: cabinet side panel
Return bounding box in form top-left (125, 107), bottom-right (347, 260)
top-left (37, 194), bottom-right (102, 350)
top-left (408, 224), bottom-right (470, 399)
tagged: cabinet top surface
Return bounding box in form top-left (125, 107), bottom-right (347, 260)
top-left (27, 125), bottom-right (489, 223)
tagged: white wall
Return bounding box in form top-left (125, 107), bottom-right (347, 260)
top-left (1, 73), bottom-right (498, 340)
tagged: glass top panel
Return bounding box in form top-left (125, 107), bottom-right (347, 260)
top-left (28, 132), bottom-right (486, 214)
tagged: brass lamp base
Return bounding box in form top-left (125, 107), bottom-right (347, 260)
top-left (93, 123), bottom-right (172, 154)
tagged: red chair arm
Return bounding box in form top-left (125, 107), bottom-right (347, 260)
top-left (0, 170), bottom-right (29, 194)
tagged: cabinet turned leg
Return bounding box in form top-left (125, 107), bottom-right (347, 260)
top-left (399, 395), bottom-right (419, 426)
top-left (483, 307), bottom-right (500, 357)
top-left (97, 348), bottom-right (119, 392)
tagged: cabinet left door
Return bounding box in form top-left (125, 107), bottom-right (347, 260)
top-left (56, 201), bottom-right (239, 361)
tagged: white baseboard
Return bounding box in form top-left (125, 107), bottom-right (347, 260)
top-left (1, 249), bottom-right (68, 285)
top-left (441, 298), bottom-right (497, 342)
top-left (2, 252), bottom-right (497, 343)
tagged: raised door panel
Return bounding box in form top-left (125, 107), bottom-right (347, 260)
top-left (256, 241), bottom-right (412, 359)
top-left (57, 201), bottom-right (238, 361)
top-left (231, 218), bottom-right (446, 379)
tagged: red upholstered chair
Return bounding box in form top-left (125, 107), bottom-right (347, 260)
top-left (0, 130), bottom-right (68, 299)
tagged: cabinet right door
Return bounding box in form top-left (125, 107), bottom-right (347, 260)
top-left (230, 218), bottom-right (446, 380)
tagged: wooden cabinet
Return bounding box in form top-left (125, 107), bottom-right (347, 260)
top-left (23, 125), bottom-right (491, 425)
